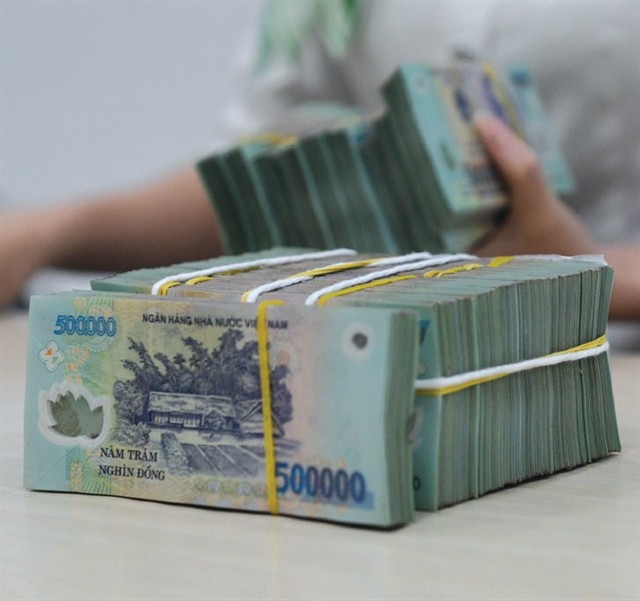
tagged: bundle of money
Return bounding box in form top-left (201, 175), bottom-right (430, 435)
top-left (86, 248), bottom-right (619, 511)
top-left (24, 283), bottom-right (417, 528)
top-left (197, 62), bottom-right (573, 256)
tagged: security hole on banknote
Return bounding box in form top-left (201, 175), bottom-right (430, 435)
top-left (342, 323), bottom-right (373, 361)
top-left (352, 332), bottom-right (368, 349)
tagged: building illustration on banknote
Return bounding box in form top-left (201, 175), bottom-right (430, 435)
top-left (110, 329), bottom-right (294, 478)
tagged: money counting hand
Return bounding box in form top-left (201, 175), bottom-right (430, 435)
top-left (197, 62), bottom-right (574, 258)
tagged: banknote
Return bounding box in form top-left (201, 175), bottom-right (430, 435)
top-left (383, 63), bottom-right (515, 224)
top-left (383, 62), bottom-right (572, 221)
top-left (503, 65), bottom-right (574, 193)
top-left (24, 292), bottom-right (418, 527)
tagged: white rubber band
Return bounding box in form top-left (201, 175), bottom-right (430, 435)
top-left (304, 254), bottom-right (476, 306)
top-left (415, 341), bottom-right (610, 392)
top-left (150, 248), bottom-right (357, 295)
top-left (242, 252), bottom-right (437, 303)
top-left (365, 251), bottom-right (434, 266)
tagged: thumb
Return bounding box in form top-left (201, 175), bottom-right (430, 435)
top-left (474, 114), bottom-right (550, 211)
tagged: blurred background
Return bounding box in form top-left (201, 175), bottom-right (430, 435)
top-left (1, 0), bottom-right (264, 209)
top-left (1, 1), bottom-right (637, 348)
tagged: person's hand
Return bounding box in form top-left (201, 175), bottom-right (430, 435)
top-left (0, 168), bottom-right (222, 308)
top-left (474, 114), bottom-right (639, 320)
top-left (473, 114), bottom-right (598, 258)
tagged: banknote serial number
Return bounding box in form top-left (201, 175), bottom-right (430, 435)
top-left (54, 314), bottom-right (117, 337)
top-left (275, 461), bottom-right (367, 504)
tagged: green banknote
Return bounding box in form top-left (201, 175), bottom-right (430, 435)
top-left (382, 63), bottom-right (509, 219)
top-left (503, 65), bottom-right (574, 193)
top-left (24, 292), bottom-right (418, 527)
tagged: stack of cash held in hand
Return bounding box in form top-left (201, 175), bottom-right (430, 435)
top-left (24, 248), bottom-right (620, 528)
top-left (197, 62), bottom-right (574, 255)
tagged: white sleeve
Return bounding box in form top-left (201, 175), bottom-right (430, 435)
top-left (216, 2), bottom-right (360, 147)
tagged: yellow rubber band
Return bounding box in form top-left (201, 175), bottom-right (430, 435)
top-left (424, 263), bottom-right (483, 278)
top-left (292, 258), bottom-right (380, 278)
top-left (240, 289), bottom-right (255, 303)
top-left (417, 372), bottom-right (511, 396)
top-left (488, 256), bottom-right (515, 268)
top-left (548, 334), bottom-right (607, 356)
top-left (317, 275), bottom-right (417, 306)
top-left (157, 281), bottom-right (181, 296)
top-left (257, 299), bottom-right (285, 514)
top-left (163, 268), bottom-right (262, 296)
top-left (240, 259), bottom-right (386, 303)
top-left (416, 335), bottom-right (608, 397)
top-left (185, 276), bottom-right (213, 286)
top-left (423, 257), bottom-right (514, 279)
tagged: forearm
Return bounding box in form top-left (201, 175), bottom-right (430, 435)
top-left (46, 167), bottom-right (222, 272)
top-left (603, 244), bottom-right (640, 321)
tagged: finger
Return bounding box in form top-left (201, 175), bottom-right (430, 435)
top-left (474, 114), bottom-right (549, 208)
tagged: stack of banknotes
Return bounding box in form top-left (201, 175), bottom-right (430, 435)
top-left (24, 248), bottom-right (620, 527)
top-left (197, 62), bottom-right (574, 255)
